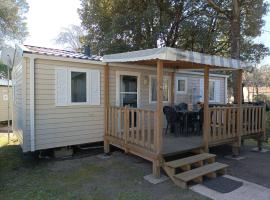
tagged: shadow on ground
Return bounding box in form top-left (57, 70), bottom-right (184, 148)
top-left (0, 141), bottom-right (208, 200)
top-left (210, 142), bottom-right (270, 189)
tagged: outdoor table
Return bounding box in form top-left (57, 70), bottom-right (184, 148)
top-left (176, 110), bottom-right (200, 136)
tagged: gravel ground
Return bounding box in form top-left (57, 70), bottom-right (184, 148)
top-left (211, 143), bottom-right (270, 189)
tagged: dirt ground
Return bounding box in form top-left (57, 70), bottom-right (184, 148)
top-left (0, 133), bottom-right (208, 200)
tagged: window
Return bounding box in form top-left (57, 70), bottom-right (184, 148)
top-left (55, 68), bottom-right (100, 106)
top-left (176, 77), bottom-right (187, 94)
top-left (199, 79), bottom-right (221, 103)
top-left (149, 75), bottom-right (170, 103)
top-left (209, 80), bottom-right (215, 102)
top-left (71, 71), bottom-right (87, 102)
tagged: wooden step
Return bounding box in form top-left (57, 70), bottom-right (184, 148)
top-left (165, 153), bottom-right (216, 169)
top-left (173, 162), bottom-right (228, 187)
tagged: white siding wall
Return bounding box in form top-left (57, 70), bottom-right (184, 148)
top-left (26, 59), bottom-right (104, 151)
top-left (174, 72), bottom-right (226, 105)
top-left (12, 58), bottom-right (28, 151)
top-left (0, 86), bottom-right (12, 121)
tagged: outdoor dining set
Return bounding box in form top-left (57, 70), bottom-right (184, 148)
top-left (163, 103), bottom-right (203, 137)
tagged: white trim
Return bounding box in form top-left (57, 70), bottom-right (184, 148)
top-left (116, 71), bottom-right (141, 108)
top-left (209, 80), bottom-right (215, 103)
top-left (175, 77), bottom-right (188, 94)
top-left (29, 57), bottom-right (35, 152)
top-left (149, 75), bottom-right (171, 104)
top-left (68, 68), bottom-right (89, 105)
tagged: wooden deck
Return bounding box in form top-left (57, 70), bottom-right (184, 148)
top-left (162, 135), bottom-right (203, 156)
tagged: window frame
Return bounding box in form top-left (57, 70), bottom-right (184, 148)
top-left (209, 80), bottom-right (215, 103)
top-left (149, 75), bottom-right (170, 104)
top-left (175, 77), bottom-right (187, 94)
top-left (68, 68), bottom-right (90, 105)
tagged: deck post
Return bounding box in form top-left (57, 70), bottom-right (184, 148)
top-left (233, 69), bottom-right (243, 156)
top-left (203, 66), bottom-right (210, 152)
top-left (171, 71), bottom-right (175, 106)
top-left (104, 63), bottom-right (110, 153)
top-left (153, 60), bottom-right (164, 178)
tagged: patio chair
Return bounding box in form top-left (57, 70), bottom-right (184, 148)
top-left (178, 103), bottom-right (188, 111)
top-left (198, 107), bottom-right (204, 135)
top-left (163, 106), bottom-right (178, 136)
top-left (187, 112), bottom-right (200, 136)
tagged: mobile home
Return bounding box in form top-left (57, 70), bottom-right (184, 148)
top-left (0, 79), bottom-right (12, 122)
top-left (11, 45), bottom-right (265, 188)
top-left (12, 45), bottom-right (228, 152)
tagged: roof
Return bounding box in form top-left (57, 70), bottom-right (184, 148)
top-left (23, 45), bottom-right (102, 61)
top-left (0, 79), bottom-right (12, 86)
top-left (103, 47), bottom-right (252, 70)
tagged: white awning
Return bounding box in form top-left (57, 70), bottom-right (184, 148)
top-left (103, 47), bottom-right (252, 70)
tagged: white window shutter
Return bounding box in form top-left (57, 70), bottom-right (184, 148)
top-left (90, 70), bottom-right (101, 105)
top-left (214, 80), bottom-right (221, 102)
top-left (55, 68), bottom-right (68, 106)
top-left (199, 79), bottom-right (204, 102)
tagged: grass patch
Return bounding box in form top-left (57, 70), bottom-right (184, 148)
top-left (0, 135), bottom-right (208, 200)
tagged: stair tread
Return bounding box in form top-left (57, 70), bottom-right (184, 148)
top-left (174, 162), bottom-right (228, 182)
top-left (165, 153), bottom-right (216, 168)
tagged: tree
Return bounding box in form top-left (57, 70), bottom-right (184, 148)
top-left (205, 0), bottom-right (269, 101)
top-left (0, 61), bottom-right (8, 79)
top-left (244, 65), bottom-right (270, 99)
top-left (79, 0), bottom-right (269, 63)
top-left (0, 0), bottom-right (29, 47)
top-left (55, 25), bottom-right (85, 51)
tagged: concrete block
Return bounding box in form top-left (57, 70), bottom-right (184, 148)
top-left (251, 147), bottom-right (269, 153)
top-left (144, 174), bottom-right (168, 184)
top-left (225, 155), bottom-right (246, 160)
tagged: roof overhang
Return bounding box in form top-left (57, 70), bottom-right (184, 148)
top-left (103, 47), bottom-right (252, 71)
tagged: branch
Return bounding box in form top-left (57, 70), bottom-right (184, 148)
top-left (206, 0), bottom-right (231, 19)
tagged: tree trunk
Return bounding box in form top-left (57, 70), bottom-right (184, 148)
top-left (231, 0), bottom-right (241, 104)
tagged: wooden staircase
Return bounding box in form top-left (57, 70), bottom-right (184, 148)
top-left (163, 153), bottom-right (228, 188)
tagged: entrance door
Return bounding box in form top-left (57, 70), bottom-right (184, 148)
top-left (118, 74), bottom-right (139, 128)
top-left (119, 75), bottom-right (138, 108)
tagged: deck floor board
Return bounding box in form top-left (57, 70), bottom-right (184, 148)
top-left (162, 135), bottom-right (203, 155)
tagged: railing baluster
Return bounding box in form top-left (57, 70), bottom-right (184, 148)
top-left (223, 108), bottom-right (227, 140)
top-left (141, 110), bottom-right (145, 147)
top-left (212, 109), bottom-right (216, 142)
top-left (227, 107), bottom-right (231, 137)
top-left (131, 109), bottom-right (135, 143)
top-left (147, 111), bottom-right (151, 149)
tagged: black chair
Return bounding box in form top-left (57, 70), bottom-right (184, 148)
top-left (198, 107), bottom-right (204, 135)
top-left (187, 112), bottom-right (201, 136)
top-left (178, 103), bottom-right (188, 111)
top-left (163, 106), bottom-right (178, 136)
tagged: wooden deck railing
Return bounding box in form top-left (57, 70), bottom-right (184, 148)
top-left (242, 105), bottom-right (265, 136)
top-left (208, 105), bottom-right (265, 145)
top-left (107, 106), bottom-right (157, 155)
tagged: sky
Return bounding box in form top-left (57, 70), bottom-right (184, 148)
top-left (25, 0), bottom-right (81, 48)
top-left (25, 0), bottom-right (270, 64)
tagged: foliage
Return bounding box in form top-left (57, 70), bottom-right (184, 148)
top-left (243, 64), bottom-right (270, 92)
top-left (78, 0), bottom-right (269, 62)
top-left (0, 61), bottom-right (9, 79)
top-left (0, 0), bottom-right (29, 47)
top-left (55, 25), bottom-right (85, 51)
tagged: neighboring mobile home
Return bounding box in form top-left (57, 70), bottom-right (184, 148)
top-left (12, 45), bottom-right (228, 152)
top-left (0, 79), bottom-right (12, 122)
